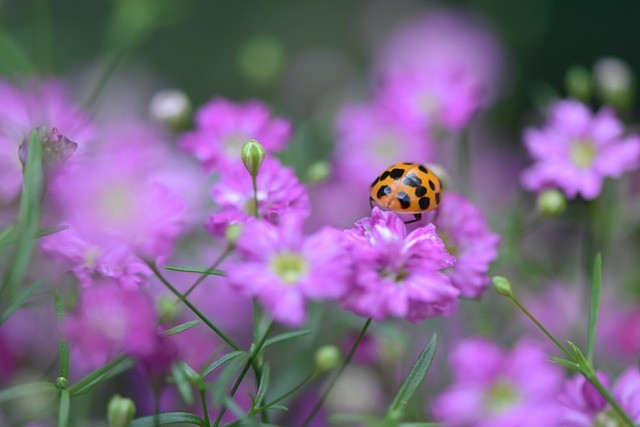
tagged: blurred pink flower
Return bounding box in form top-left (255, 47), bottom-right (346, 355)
top-left (432, 192), bottom-right (500, 298)
top-left (205, 157), bottom-right (310, 237)
top-left (226, 215), bottom-right (350, 327)
top-left (180, 98), bottom-right (291, 171)
top-left (342, 208), bottom-right (458, 322)
top-left (65, 280), bottom-right (158, 369)
top-left (521, 100), bottom-right (640, 200)
top-left (431, 338), bottom-right (563, 427)
top-left (0, 79), bottom-right (92, 204)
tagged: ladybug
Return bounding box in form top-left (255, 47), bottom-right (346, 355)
top-left (369, 162), bottom-right (443, 223)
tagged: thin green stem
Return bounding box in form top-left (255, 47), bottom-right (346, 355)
top-left (83, 50), bottom-right (126, 111)
top-left (508, 294), bottom-right (573, 359)
top-left (183, 247), bottom-right (232, 299)
top-left (251, 176), bottom-right (259, 218)
top-left (301, 318), bottom-right (372, 427)
top-left (148, 262), bottom-right (240, 351)
top-left (68, 354), bottom-right (127, 395)
top-left (213, 322), bottom-right (274, 426)
top-left (266, 371), bottom-right (317, 406)
top-left (200, 389), bottom-right (211, 427)
top-left (587, 372), bottom-right (636, 427)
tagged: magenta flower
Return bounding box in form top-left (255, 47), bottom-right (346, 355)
top-left (0, 79), bottom-right (92, 204)
top-left (205, 157), bottom-right (310, 237)
top-left (376, 65), bottom-right (483, 132)
top-left (333, 102), bottom-right (438, 190)
top-left (341, 208), bottom-right (458, 322)
top-left (65, 280), bottom-right (158, 369)
top-left (431, 338), bottom-right (563, 427)
top-left (226, 215), bottom-right (350, 327)
top-left (558, 368), bottom-right (640, 425)
top-left (521, 100), bottom-right (640, 200)
top-left (432, 192), bottom-right (500, 298)
top-left (41, 121), bottom-right (188, 287)
top-left (180, 97), bottom-right (291, 171)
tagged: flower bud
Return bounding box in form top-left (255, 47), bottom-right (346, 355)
top-left (536, 189), bottom-right (566, 217)
top-left (149, 89), bottom-right (192, 131)
top-left (225, 223), bottom-right (243, 246)
top-left (241, 139), bottom-right (266, 179)
top-left (305, 161), bottom-right (331, 184)
top-left (593, 57), bottom-right (635, 112)
top-left (55, 376), bottom-right (68, 389)
top-left (107, 394), bottom-right (136, 427)
top-left (492, 276), bottom-right (513, 297)
top-left (19, 126), bottom-right (78, 171)
top-left (314, 345), bottom-right (341, 372)
top-left (157, 295), bottom-right (182, 322)
top-left (565, 66), bottom-right (592, 101)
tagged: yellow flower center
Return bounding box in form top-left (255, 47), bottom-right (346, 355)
top-left (570, 139), bottom-right (597, 168)
top-left (487, 381), bottom-right (520, 414)
top-left (270, 251), bottom-right (308, 285)
top-left (595, 408), bottom-right (626, 427)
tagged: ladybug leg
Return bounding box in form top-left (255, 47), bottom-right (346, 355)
top-left (404, 213), bottom-right (422, 224)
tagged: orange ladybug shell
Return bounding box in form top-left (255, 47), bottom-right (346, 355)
top-left (370, 162), bottom-right (442, 214)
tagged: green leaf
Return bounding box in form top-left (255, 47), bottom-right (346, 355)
top-left (211, 353), bottom-right (250, 404)
top-left (68, 355), bottom-right (131, 396)
top-left (0, 382), bottom-right (56, 403)
top-left (165, 265), bottom-right (225, 276)
top-left (0, 282), bottom-right (39, 325)
top-left (54, 291), bottom-right (69, 379)
top-left (254, 363), bottom-right (270, 410)
top-left (263, 330), bottom-right (310, 349)
top-left (57, 389), bottom-right (70, 427)
top-left (129, 412), bottom-right (205, 426)
top-left (0, 225), bottom-right (69, 248)
top-left (171, 362), bottom-right (194, 405)
top-left (2, 130), bottom-right (43, 294)
top-left (549, 357), bottom-right (580, 371)
top-left (162, 320), bottom-right (200, 337)
top-left (385, 334), bottom-right (438, 422)
top-left (201, 351), bottom-right (246, 378)
top-left (224, 395), bottom-right (248, 419)
top-left (587, 252), bottom-right (602, 364)
top-left (0, 225), bottom-right (15, 247)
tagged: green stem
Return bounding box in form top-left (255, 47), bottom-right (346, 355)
top-left (508, 294), bottom-right (573, 359)
top-left (200, 389), bottom-right (211, 427)
top-left (183, 247), bottom-right (232, 299)
top-left (301, 318), bottom-right (372, 427)
top-left (266, 371), bottom-right (317, 406)
top-left (587, 372), bottom-right (636, 427)
top-left (148, 262), bottom-right (240, 351)
top-left (251, 176), bottom-right (259, 218)
top-left (83, 50), bottom-right (126, 111)
top-left (213, 322), bottom-right (274, 426)
top-left (68, 354), bottom-right (127, 395)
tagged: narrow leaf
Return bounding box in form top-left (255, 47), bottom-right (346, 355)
top-left (201, 350), bottom-right (246, 378)
top-left (58, 389), bottom-right (70, 427)
top-left (386, 334), bottom-right (438, 420)
top-left (165, 265), bottom-right (225, 276)
top-left (69, 358), bottom-right (135, 396)
top-left (54, 291), bottom-right (69, 379)
top-left (254, 363), bottom-right (270, 409)
top-left (549, 357), bottom-right (580, 371)
top-left (0, 282), bottom-right (39, 325)
top-left (0, 225), bottom-right (69, 247)
top-left (263, 330), bottom-right (310, 349)
top-left (211, 353), bottom-right (250, 404)
top-left (68, 354), bottom-right (128, 395)
top-left (0, 382), bottom-right (56, 403)
top-left (129, 412), bottom-right (205, 426)
top-left (0, 225), bottom-right (15, 247)
top-left (171, 362), bottom-right (194, 405)
top-left (162, 320), bottom-right (200, 337)
top-left (587, 252), bottom-right (602, 364)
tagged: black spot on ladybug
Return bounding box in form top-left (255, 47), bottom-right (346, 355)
top-left (419, 196), bottom-right (431, 210)
top-left (397, 192), bottom-right (411, 209)
top-left (377, 185), bottom-right (392, 199)
top-left (402, 172), bottom-right (422, 188)
top-left (402, 162), bottom-right (413, 165)
top-left (389, 168), bottom-right (405, 180)
top-left (428, 180), bottom-right (436, 191)
top-left (370, 177), bottom-right (379, 188)
top-left (380, 170), bottom-right (390, 180)
top-left (418, 165), bottom-right (428, 174)
top-left (435, 192), bottom-right (441, 204)
top-left (415, 186), bottom-right (427, 197)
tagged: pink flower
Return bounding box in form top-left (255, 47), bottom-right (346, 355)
top-left (226, 215), bottom-right (351, 327)
top-left (431, 338), bottom-right (564, 427)
top-left (205, 157), bottom-right (310, 237)
top-left (0, 79), bottom-right (92, 204)
top-left (432, 192), bottom-right (500, 298)
top-left (341, 208), bottom-right (458, 322)
top-left (180, 98), bottom-right (291, 171)
top-left (521, 100), bottom-right (640, 200)
top-left (65, 280), bottom-right (158, 369)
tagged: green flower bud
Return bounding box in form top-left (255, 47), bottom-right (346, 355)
top-left (149, 89), bottom-right (192, 131)
top-left (536, 189), bottom-right (567, 217)
top-left (225, 223), bottom-right (243, 246)
top-left (108, 394), bottom-right (136, 427)
top-left (157, 295), bottom-right (182, 321)
top-left (492, 276), bottom-right (513, 297)
top-left (55, 376), bottom-right (68, 390)
top-left (314, 345), bottom-right (341, 372)
top-left (241, 139), bottom-right (266, 178)
top-left (305, 161), bottom-right (331, 184)
top-left (565, 66), bottom-right (592, 101)
top-left (593, 57), bottom-right (635, 112)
